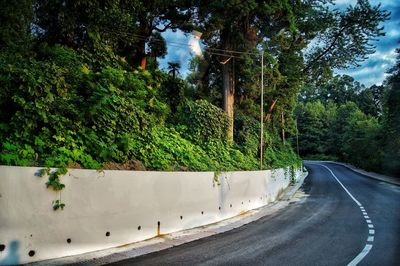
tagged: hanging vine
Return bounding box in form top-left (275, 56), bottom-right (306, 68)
top-left (38, 167), bottom-right (67, 210)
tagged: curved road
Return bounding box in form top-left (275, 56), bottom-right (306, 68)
top-left (108, 162), bottom-right (400, 266)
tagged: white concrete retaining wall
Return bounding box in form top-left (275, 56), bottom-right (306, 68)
top-left (0, 165), bottom-right (301, 265)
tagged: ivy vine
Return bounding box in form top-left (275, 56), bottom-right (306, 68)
top-left (38, 167), bottom-right (67, 210)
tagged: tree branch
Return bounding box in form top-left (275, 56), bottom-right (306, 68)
top-left (303, 22), bottom-right (353, 73)
top-left (154, 22), bottom-right (172, 32)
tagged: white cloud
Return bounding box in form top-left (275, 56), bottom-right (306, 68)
top-left (387, 29), bottom-right (400, 38)
top-left (159, 29), bottom-right (193, 77)
top-left (188, 31), bottom-right (203, 57)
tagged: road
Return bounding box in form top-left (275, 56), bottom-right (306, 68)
top-left (108, 162), bottom-right (400, 266)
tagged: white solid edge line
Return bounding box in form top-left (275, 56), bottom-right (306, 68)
top-left (369, 229), bottom-right (375, 234)
top-left (317, 164), bottom-right (362, 206)
top-left (348, 244), bottom-right (373, 266)
top-left (314, 163), bottom-right (373, 266)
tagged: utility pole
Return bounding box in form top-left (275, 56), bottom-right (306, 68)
top-left (281, 112), bottom-right (285, 145)
top-left (260, 51), bottom-right (264, 170)
top-left (296, 119), bottom-right (300, 157)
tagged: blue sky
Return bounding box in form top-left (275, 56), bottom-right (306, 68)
top-left (335, 0), bottom-right (400, 86)
top-left (160, 0), bottom-right (400, 87)
top-left (159, 30), bottom-right (194, 77)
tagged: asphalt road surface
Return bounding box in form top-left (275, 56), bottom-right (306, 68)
top-left (108, 162), bottom-right (400, 266)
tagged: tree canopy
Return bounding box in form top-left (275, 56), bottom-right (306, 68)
top-left (0, 0), bottom-right (394, 175)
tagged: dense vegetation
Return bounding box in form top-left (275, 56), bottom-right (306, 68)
top-left (0, 0), bottom-right (391, 173)
top-left (296, 53), bottom-right (400, 177)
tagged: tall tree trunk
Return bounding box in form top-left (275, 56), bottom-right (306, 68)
top-left (221, 28), bottom-right (235, 142)
top-left (223, 59), bottom-right (235, 141)
top-left (138, 39), bottom-right (147, 69)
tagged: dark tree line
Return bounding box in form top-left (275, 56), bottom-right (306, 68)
top-left (296, 50), bottom-right (400, 177)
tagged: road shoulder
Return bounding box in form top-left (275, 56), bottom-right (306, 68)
top-left (320, 161), bottom-right (399, 186)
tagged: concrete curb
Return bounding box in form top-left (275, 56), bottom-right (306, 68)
top-left (321, 161), bottom-right (400, 186)
top-left (28, 171), bottom-right (309, 266)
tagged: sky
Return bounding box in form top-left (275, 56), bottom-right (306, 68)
top-left (160, 0), bottom-right (400, 87)
top-left (159, 30), bottom-right (194, 77)
top-left (335, 0), bottom-right (400, 86)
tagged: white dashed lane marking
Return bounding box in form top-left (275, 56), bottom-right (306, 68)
top-left (316, 164), bottom-right (375, 266)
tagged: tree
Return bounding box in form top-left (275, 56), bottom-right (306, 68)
top-left (168, 62), bottom-right (181, 78)
top-left (33, 0), bottom-right (189, 69)
top-left (382, 49), bottom-right (400, 176)
top-left (356, 84), bottom-right (384, 117)
top-left (299, 75), bottom-right (364, 105)
top-left (194, 0), bottom-right (296, 140)
top-left (33, 0), bottom-right (140, 49)
top-left (304, 0), bottom-right (390, 80)
top-left (132, 0), bottom-right (193, 69)
top-left (295, 101), bottom-right (329, 156)
top-left (0, 0), bottom-right (33, 51)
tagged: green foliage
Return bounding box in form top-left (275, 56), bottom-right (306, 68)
top-left (0, 45), bottom-right (169, 169)
top-left (296, 101), bottom-right (329, 155)
top-left (303, 154), bottom-right (339, 162)
top-left (122, 126), bottom-right (260, 172)
top-left (381, 49), bottom-right (400, 176)
top-left (297, 74), bottom-right (397, 175)
top-left (304, 0), bottom-right (390, 79)
top-left (52, 200), bottom-right (65, 211)
top-left (178, 100), bottom-right (230, 144)
top-left (159, 75), bottom-right (186, 114)
top-left (38, 167), bottom-right (67, 210)
top-left (234, 112), bottom-right (260, 157)
top-left (1, 44), bottom-right (294, 173)
top-left (202, 140), bottom-right (258, 171)
top-left (0, 0), bottom-right (33, 51)
top-left (264, 134), bottom-right (300, 169)
top-left (324, 102), bottom-right (383, 171)
top-left (0, 0), bottom-right (318, 175)
top-left (0, 142), bottom-right (35, 166)
top-left (134, 127), bottom-right (212, 171)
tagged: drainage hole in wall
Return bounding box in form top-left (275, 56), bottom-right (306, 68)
top-left (249, 200), bottom-right (251, 202)
top-left (218, 206), bottom-right (221, 210)
top-left (241, 202), bottom-right (243, 205)
top-left (201, 211), bottom-right (204, 215)
top-left (28, 250), bottom-right (35, 257)
top-left (180, 216), bottom-right (183, 220)
top-left (106, 232), bottom-right (110, 237)
top-left (260, 197), bottom-right (263, 200)
top-left (67, 238), bottom-right (71, 244)
top-left (138, 226), bottom-right (141, 230)
top-left (0, 244), bottom-right (5, 251)
top-left (230, 204), bottom-right (232, 208)
top-left (157, 221), bottom-right (160, 226)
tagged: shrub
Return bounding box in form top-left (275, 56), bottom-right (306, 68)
top-left (177, 99), bottom-right (230, 144)
top-left (234, 112), bottom-right (260, 157)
